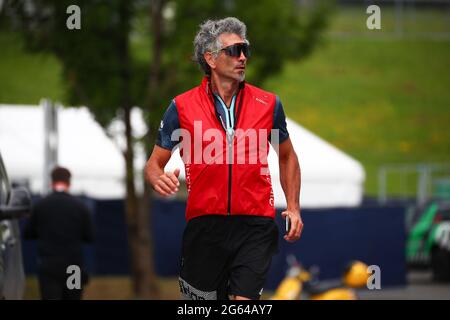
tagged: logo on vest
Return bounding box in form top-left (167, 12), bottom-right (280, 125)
top-left (255, 97), bottom-right (268, 106)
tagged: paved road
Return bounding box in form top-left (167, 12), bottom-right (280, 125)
top-left (357, 270), bottom-right (450, 300)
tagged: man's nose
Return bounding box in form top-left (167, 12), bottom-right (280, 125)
top-left (238, 51), bottom-right (247, 61)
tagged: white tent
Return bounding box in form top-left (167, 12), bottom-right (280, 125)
top-left (1, 104), bottom-right (365, 207)
top-left (0, 104), bottom-right (125, 198)
top-left (276, 118), bottom-right (365, 208)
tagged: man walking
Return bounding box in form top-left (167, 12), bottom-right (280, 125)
top-left (25, 166), bottom-right (94, 300)
top-left (145, 17), bottom-right (302, 300)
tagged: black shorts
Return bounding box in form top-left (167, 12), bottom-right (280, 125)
top-left (179, 215), bottom-right (279, 300)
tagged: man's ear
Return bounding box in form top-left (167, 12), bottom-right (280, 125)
top-left (204, 52), bottom-right (216, 71)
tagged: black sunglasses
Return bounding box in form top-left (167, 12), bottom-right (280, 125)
top-left (212, 43), bottom-right (251, 58)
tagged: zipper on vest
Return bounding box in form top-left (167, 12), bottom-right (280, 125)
top-left (229, 91), bottom-right (244, 215)
top-left (208, 84), bottom-right (244, 216)
top-left (226, 129), bottom-right (234, 215)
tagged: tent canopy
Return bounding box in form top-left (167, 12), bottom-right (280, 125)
top-left (0, 104), bottom-right (125, 198)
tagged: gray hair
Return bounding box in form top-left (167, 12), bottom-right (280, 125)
top-left (193, 17), bottom-right (249, 75)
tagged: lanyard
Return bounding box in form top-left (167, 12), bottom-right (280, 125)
top-left (214, 94), bottom-right (237, 139)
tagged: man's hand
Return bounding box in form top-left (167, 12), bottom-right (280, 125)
top-left (281, 210), bottom-right (303, 243)
top-left (152, 168), bottom-right (181, 197)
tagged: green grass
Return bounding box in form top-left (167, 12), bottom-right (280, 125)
top-left (1, 7), bottom-right (449, 196)
top-left (264, 8), bottom-right (450, 196)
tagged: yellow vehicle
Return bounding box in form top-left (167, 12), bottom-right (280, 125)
top-left (271, 255), bottom-right (369, 300)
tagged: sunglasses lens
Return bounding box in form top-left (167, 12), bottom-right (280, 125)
top-left (225, 44), bottom-right (250, 58)
top-left (241, 44), bottom-right (250, 57)
top-left (227, 46), bottom-right (239, 57)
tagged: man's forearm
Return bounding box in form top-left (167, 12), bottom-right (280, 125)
top-left (279, 152), bottom-right (301, 212)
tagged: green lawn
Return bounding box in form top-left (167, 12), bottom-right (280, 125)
top-left (1, 7), bottom-right (449, 196)
top-left (264, 7), bottom-right (450, 196)
top-left (264, 37), bottom-right (450, 195)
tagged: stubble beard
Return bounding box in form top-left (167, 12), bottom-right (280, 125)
top-left (238, 71), bottom-right (246, 82)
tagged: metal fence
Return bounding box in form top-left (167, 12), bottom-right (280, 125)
top-left (378, 163), bottom-right (450, 205)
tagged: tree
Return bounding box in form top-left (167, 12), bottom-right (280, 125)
top-left (7, 0), bottom-right (159, 299)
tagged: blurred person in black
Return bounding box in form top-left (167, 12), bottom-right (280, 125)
top-left (24, 166), bottom-right (94, 300)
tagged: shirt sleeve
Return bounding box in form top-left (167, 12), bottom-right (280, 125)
top-left (270, 96), bottom-right (290, 145)
top-left (155, 100), bottom-right (181, 151)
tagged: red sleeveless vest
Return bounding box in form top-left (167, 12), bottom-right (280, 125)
top-left (174, 77), bottom-right (277, 221)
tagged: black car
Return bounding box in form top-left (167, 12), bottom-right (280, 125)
top-left (0, 151), bottom-right (32, 299)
